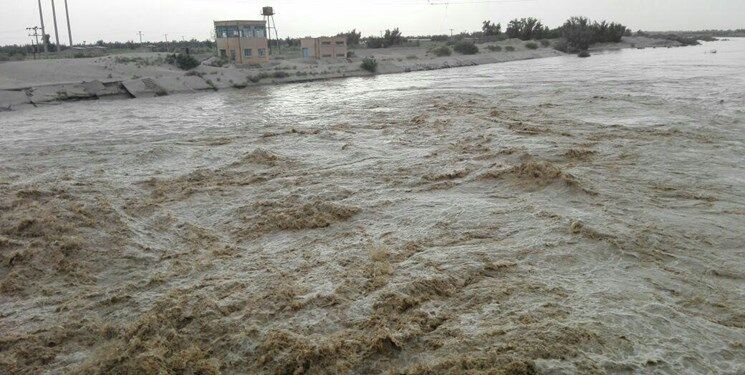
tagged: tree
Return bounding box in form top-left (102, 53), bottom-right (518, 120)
top-left (562, 17), bottom-right (594, 51)
top-left (383, 28), bottom-right (404, 46)
top-left (505, 18), bottom-right (548, 40)
top-left (482, 21), bottom-right (502, 36)
top-left (337, 29), bottom-right (362, 46)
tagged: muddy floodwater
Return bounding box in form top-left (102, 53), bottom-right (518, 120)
top-left (1, 39), bottom-right (744, 374)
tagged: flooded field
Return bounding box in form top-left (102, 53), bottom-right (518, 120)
top-left (1, 39), bottom-right (744, 374)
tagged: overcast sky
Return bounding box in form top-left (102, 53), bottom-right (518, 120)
top-left (1, 0), bottom-right (744, 46)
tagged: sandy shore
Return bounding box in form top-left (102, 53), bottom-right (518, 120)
top-left (0, 36), bottom-right (680, 111)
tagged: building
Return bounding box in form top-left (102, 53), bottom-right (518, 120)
top-left (214, 20), bottom-right (269, 64)
top-left (300, 37), bottom-right (348, 60)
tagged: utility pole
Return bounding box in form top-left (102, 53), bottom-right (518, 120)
top-left (50, 0), bottom-right (61, 52)
top-left (138, 31), bottom-right (143, 43)
top-left (450, 29), bottom-right (454, 37)
top-left (37, 0), bottom-right (48, 52)
top-left (164, 34), bottom-right (168, 43)
top-left (63, 0), bottom-right (73, 47)
top-left (27, 27), bottom-right (42, 59)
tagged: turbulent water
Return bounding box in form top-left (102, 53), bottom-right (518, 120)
top-left (1, 39), bottom-right (744, 374)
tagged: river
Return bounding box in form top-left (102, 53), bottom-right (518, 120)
top-left (1, 39), bottom-right (743, 374)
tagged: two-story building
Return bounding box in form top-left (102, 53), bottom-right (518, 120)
top-left (214, 20), bottom-right (269, 65)
top-left (300, 37), bottom-right (348, 60)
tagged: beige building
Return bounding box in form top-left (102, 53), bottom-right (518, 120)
top-left (214, 20), bottom-right (269, 65)
top-left (300, 37), bottom-right (348, 60)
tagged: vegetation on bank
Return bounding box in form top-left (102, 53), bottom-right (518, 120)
top-left (165, 53), bottom-right (200, 70)
top-left (453, 41), bottom-right (479, 55)
top-left (361, 57), bottom-right (378, 73)
top-left (431, 46), bottom-right (452, 57)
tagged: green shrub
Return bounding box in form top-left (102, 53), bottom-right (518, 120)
top-left (486, 45), bottom-right (502, 52)
top-left (505, 46), bottom-right (516, 52)
top-left (540, 39), bottom-right (551, 47)
top-left (431, 46), bottom-right (452, 57)
top-left (165, 53), bottom-right (200, 70)
top-left (525, 42), bottom-right (539, 49)
top-left (361, 57), bottom-right (378, 73)
top-left (453, 41), bottom-right (479, 55)
top-left (272, 71), bottom-right (289, 79)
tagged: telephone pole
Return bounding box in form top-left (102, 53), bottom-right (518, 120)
top-left (164, 34), bottom-right (168, 42)
top-left (138, 31), bottom-right (143, 43)
top-left (27, 27), bottom-right (42, 59)
top-left (50, 0), bottom-right (61, 52)
top-left (37, 0), bottom-right (48, 52)
top-left (63, 0), bottom-right (73, 47)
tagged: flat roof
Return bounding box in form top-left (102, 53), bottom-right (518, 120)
top-left (214, 20), bottom-right (266, 26)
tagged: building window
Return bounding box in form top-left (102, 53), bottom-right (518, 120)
top-left (244, 48), bottom-right (252, 57)
top-left (219, 49), bottom-right (227, 57)
top-left (321, 41), bottom-right (331, 45)
top-left (336, 53), bottom-right (345, 57)
top-left (322, 54), bottom-right (332, 58)
top-left (336, 41), bottom-right (345, 45)
top-left (258, 48), bottom-right (266, 57)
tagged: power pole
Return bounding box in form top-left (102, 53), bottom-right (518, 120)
top-left (27, 27), bottom-right (41, 59)
top-left (37, 0), bottom-right (48, 52)
top-left (50, 0), bottom-right (61, 52)
top-left (450, 29), bottom-right (454, 37)
top-left (164, 34), bottom-right (168, 43)
top-left (63, 0), bottom-right (73, 46)
top-left (138, 31), bottom-right (143, 43)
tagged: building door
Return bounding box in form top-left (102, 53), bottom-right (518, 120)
top-left (230, 50), bottom-right (236, 62)
top-left (302, 48), bottom-right (310, 59)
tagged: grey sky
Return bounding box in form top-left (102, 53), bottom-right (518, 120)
top-left (1, 0), bottom-right (744, 45)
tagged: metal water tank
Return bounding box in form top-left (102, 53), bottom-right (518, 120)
top-left (262, 7), bottom-right (274, 16)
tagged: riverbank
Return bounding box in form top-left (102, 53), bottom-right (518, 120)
top-left (0, 36), bottom-right (681, 111)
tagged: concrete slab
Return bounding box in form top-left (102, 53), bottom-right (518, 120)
top-left (80, 80), bottom-right (107, 95)
top-left (0, 90), bottom-right (30, 110)
top-left (121, 78), bottom-right (168, 98)
top-left (27, 83), bottom-right (94, 103)
top-left (181, 75), bottom-right (214, 91)
top-left (153, 76), bottom-right (194, 94)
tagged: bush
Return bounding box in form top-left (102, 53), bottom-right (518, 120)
top-left (540, 39), bottom-right (551, 47)
top-left (505, 17), bottom-right (556, 40)
top-left (578, 50), bottom-right (591, 58)
top-left (361, 57), bottom-right (378, 73)
top-left (166, 53), bottom-right (200, 70)
top-left (453, 41), bottom-right (479, 55)
top-left (486, 45), bottom-right (502, 52)
top-left (525, 42), bottom-right (539, 49)
top-left (561, 17), bottom-right (628, 50)
top-left (272, 71), bottom-right (289, 79)
top-left (505, 46), bottom-right (516, 52)
top-left (432, 46), bottom-right (452, 57)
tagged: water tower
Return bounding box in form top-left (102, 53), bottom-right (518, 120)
top-left (262, 6), bottom-right (279, 54)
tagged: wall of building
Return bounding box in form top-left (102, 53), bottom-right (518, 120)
top-left (215, 21), bottom-right (269, 65)
top-left (300, 37), bottom-right (348, 60)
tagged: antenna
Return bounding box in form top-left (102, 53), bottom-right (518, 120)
top-left (262, 6), bottom-right (280, 55)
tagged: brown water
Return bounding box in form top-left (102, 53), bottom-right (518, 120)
top-left (1, 39), bottom-right (744, 374)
